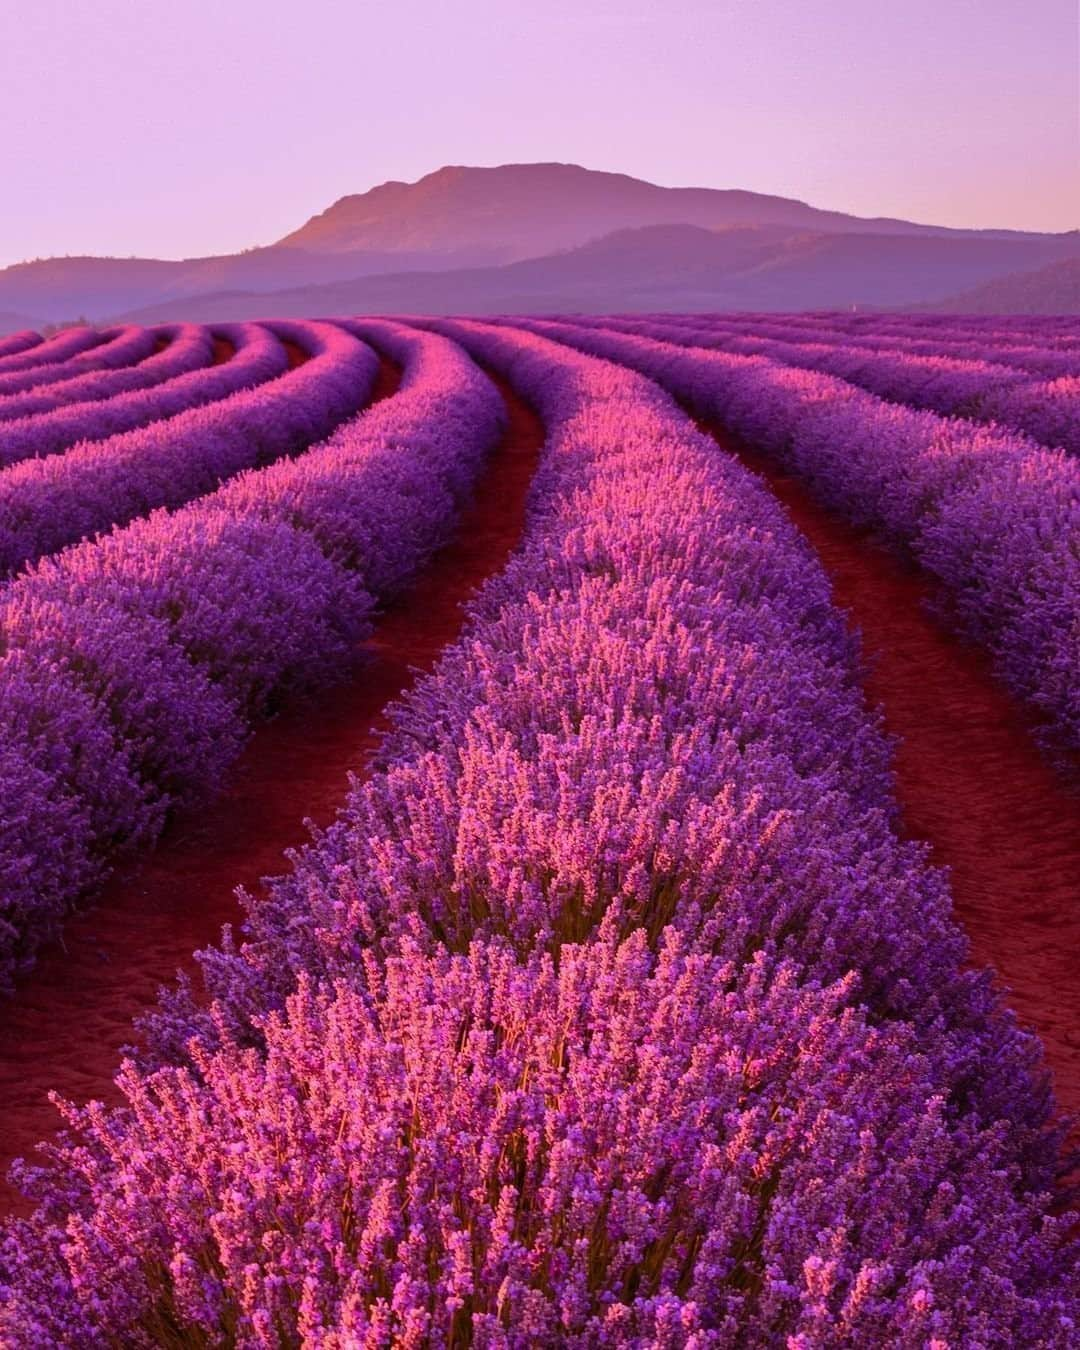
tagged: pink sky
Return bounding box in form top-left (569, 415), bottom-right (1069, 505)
top-left (0, 0), bottom-right (1076, 267)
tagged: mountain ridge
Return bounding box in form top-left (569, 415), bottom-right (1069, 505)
top-left (923, 257), bottom-right (1080, 314)
top-left (277, 161), bottom-right (1063, 259)
top-left (111, 222), bottom-right (1080, 324)
top-left (2, 163), bottom-right (1077, 329)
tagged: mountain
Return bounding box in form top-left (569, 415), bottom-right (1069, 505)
top-left (924, 257), bottom-right (1080, 313)
top-left (0, 311), bottom-right (43, 337)
top-left (0, 247), bottom-right (470, 325)
top-left (278, 162), bottom-right (1050, 261)
top-left (5, 163), bottom-right (1080, 323)
top-left (115, 222), bottom-right (1080, 323)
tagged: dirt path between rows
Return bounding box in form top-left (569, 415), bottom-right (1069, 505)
top-left (0, 370), bottom-right (544, 1218)
top-left (281, 337), bottom-right (309, 369)
top-left (210, 334), bottom-right (235, 365)
top-left (700, 417), bottom-right (1080, 1143)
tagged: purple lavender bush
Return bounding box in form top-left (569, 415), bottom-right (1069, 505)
top-left (0, 324), bottom-right (150, 392)
top-left (0, 323), bottom-right (212, 422)
top-left (585, 314), bottom-right (1080, 455)
top-left (649, 311), bottom-right (1080, 380)
top-left (0, 331), bottom-right (42, 361)
top-left (0, 320), bottom-right (377, 575)
top-left (0, 320), bottom-right (503, 987)
top-left (521, 318), bottom-right (1080, 756)
top-left (3, 322), bottom-right (1073, 1347)
top-left (0, 320), bottom-right (291, 471)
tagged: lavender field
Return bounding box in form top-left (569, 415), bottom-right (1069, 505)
top-left (0, 310), bottom-right (1075, 1347)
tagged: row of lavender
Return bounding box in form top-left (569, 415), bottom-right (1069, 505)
top-left (768, 312), bottom-right (1080, 344)
top-left (694, 312), bottom-right (1080, 346)
top-left (0, 324), bottom-right (166, 401)
top-left (0, 323), bottom-right (211, 422)
top-left (3, 320), bottom-right (1074, 1346)
top-left (0, 321), bottom-right (289, 470)
top-left (575, 314), bottom-right (1080, 458)
top-left (0, 321), bottom-right (504, 990)
top-left (0, 321), bottom-right (379, 576)
top-left (0, 331), bottom-right (41, 361)
top-left (524, 318), bottom-right (1080, 757)
top-left (659, 313), bottom-right (1080, 380)
top-left (0, 324), bottom-right (120, 379)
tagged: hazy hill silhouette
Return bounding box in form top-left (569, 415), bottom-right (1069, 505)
top-left (114, 222), bottom-right (1080, 322)
top-left (925, 257), bottom-right (1080, 313)
top-left (0, 312), bottom-right (42, 337)
top-left (2, 163), bottom-right (1077, 327)
top-left (277, 161), bottom-right (1040, 260)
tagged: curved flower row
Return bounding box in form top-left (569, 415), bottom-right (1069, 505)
top-left (0, 321), bottom-right (376, 577)
top-left (653, 312), bottom-right (1080, 381)
top-left (0, 323), bottom-right (213, 423)
top-left (0, 324), bottom-right (154, 394)
top-left (0, 331), bottom-right (42, 361)
top-left (789, 311), bottom-right (1080, 346)
top-left (4, 322), bottom-right (1073, 1347)
top-left (570, 314), bottom-right (1080, 457)
top-left (520, 318), bottom-right (1080, 756)
top-left (0, 320), bottom-right (504, 987)
top-left (677, 313), bottom-right (1080, 349)
top-left (0, 320), bottom-right (293, 472)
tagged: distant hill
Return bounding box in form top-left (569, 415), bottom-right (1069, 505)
top-left (925, 257), bottom-right (1080, 313)
top-left (115, 222), bottom-right (1080, 322)
top-left (6, 163), bottom-right (1080, 322)
top-left (0, 311), bottom-right (43, 337)
top-left (0, 247), bottom-right (463, 325)
top-left (277, 161), bottom-right (1038, 261)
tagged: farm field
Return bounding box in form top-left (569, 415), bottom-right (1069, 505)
top-left (0, 311), bottom-right (1078, 1345)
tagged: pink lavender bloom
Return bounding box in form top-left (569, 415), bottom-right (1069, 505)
top-left (0, 320), bottom-right (376, 574)
top-left (4, 322), bottom-right (1072, 1347)
top-left (0, 324), bottom-right (112, 379)
top-left (0, 321), bottom-right (503, 987)
top-left (520, 318), bottom-right (1080, 756)
top-left (0, 325), bottom-right (161, 396)
top-left (0, 323), bottom-right (212, 422)
top-left (573, 313), bottom-right (1080, 453)
top-left (0, 332), bottom-right (41, 361)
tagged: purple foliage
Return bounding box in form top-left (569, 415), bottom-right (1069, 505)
top-left (0, 321), bottom-right (378, 576)
top-left (0, 321), bottom-right (290, 471)
top-left (522, 318), bottom-right (1080, 756)
top-left (654, 313), bottom-right (1080, 380)
top-left (0, 320), bottom-right (503, 987)
top-left (0, 325), bottom-right (146, 391)
top-left (3, 322), bottom-right (1073, 1347)
top-left (790, 312), bottom-right (1080, 345)
top-left (0, 324), bottom-right (212, 422)
top-left (0, 332), bottom-right (42, 361)
top-left (571, 314), bottom-right (1080, 454)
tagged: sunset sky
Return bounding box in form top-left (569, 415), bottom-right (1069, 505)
top-left (0, 0), bottom-right (1075, 267)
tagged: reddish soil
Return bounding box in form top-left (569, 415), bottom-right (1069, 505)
top-left (281, 338), bottom-right (309, 369)
top-left (152, 335), bottom-right (171, 355)
top-left (0, 373), bottom-right (543, 1219)
top-left (210, 335), bottom-right (235, 365)
top-left (703, 419), bottom-right (1080, 1138)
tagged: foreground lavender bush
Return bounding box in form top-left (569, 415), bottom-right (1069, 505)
top-left (3, 322), bottom-right (1073, 1347)
top-left (525, 318), bottom-right (1080, 755)
top-left (0, 321), bottom-right (503, 986)
top-left (0, 320), bottom-right (377, 576)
